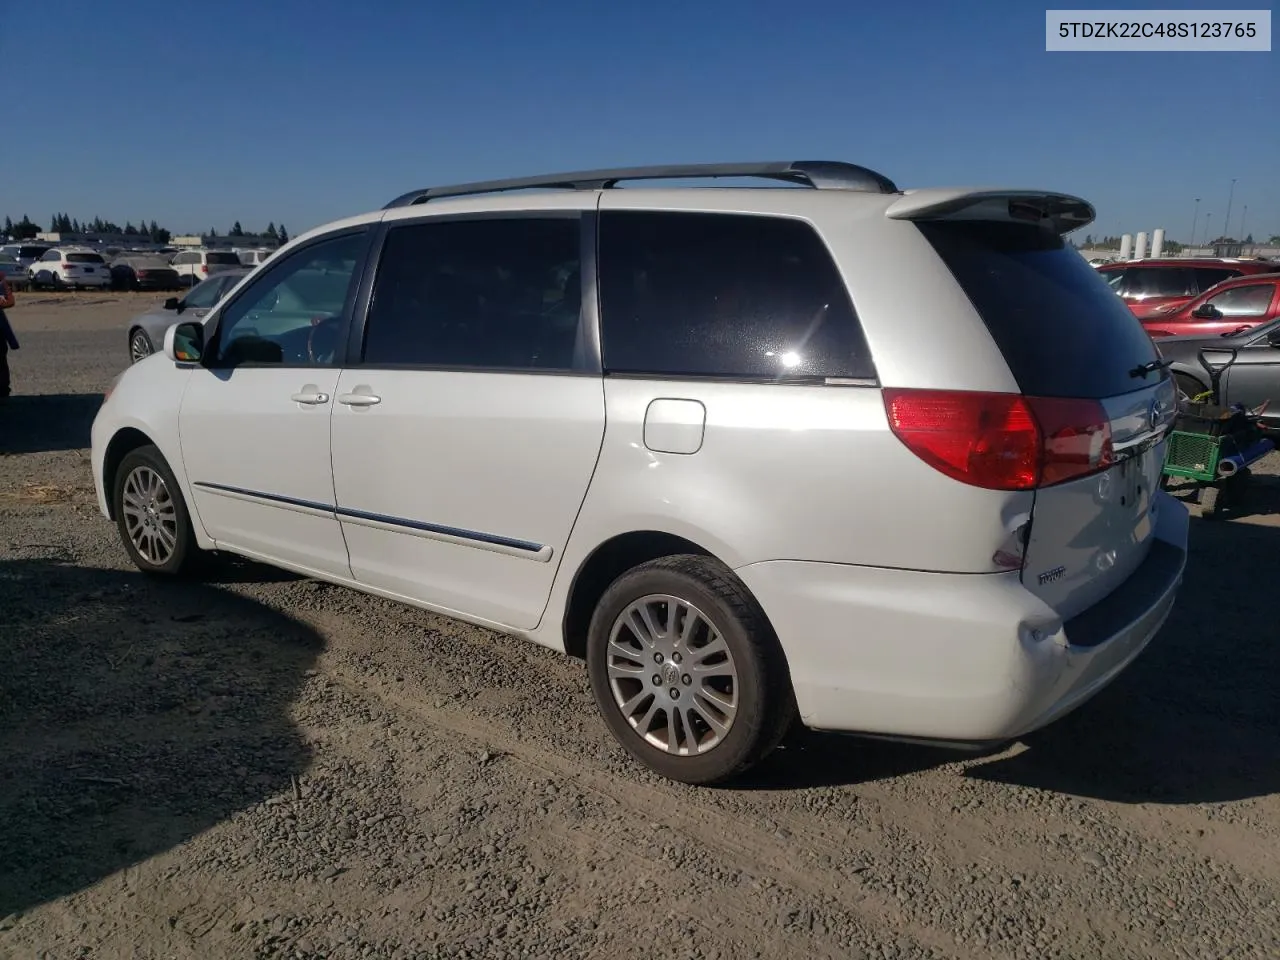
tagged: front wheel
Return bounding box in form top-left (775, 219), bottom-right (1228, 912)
top-left (1174, 373), bottom-right (1206, 407)
top-left (112, 445), bottom-right (203, 576)
top-left (586, 554), bottom-right (796, 785)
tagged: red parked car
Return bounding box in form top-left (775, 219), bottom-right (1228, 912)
top-left (1096, 258), bottom-right (1280, 319)
top-left (1142, 272), bottom-right (1280, 339)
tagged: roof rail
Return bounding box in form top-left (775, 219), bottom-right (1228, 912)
top-left (382, 160), bottom-right (900, 208)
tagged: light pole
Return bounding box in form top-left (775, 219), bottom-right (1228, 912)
top-left (1240, 205), bottom-right (1248, 249)
top-left (1190, 197), bottom-right (1201, 251)
top-left (1204, 213), bottom-right (1213, 251)
top-left (1224, 178), bottom-right (1237, 241)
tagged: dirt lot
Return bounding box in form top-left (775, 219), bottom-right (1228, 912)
top-left (2, 293), bottom-right (1279, 960)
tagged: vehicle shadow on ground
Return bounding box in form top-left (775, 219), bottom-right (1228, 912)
top-left (0, 394), bottom-right (103, 455)
top-left (736, 730), bottom-right (966, 790)
top-left (965, 512), bottom-right (1280, 805)
top-left (0, 558), bottom-right (322, 917)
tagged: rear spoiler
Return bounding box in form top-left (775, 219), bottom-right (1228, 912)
top-left (885, 189), bottom-right (1095, 235)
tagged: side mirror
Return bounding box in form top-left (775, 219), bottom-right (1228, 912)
top-left (1193, 303), bottom-right (1220, 319)
top-left (1267, 330), bottom-right (1280, 348)
top-left (163, 296), bottom-right (180, 310)
top-left (164, 321), bottom-right (204, 364)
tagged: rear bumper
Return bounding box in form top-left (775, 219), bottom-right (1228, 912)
top-left (735, 490), bottom-right (1189, 743)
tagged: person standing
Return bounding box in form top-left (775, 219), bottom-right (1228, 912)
top-left (0, 271), bottom-right (18, 400)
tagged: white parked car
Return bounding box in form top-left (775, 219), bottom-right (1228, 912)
top-left (90, 161), bottom-right (1189, 785)
top-left (168, 248), bottom-right (245, 287)
top-left (28, 246), bottom-right (111, 289)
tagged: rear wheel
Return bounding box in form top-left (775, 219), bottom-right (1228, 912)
top-left (112, 445), bottom-right (202, 576)
top-left (586, 554), bottom-right (796, 785)
top-left (129, 328), bottom-right (155, 363)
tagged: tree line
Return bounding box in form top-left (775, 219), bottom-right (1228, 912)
top-left (3, 214), bottom-right (288, 246)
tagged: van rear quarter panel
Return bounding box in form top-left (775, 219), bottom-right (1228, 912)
top-left (556, 378), bottom-right (1035, 577)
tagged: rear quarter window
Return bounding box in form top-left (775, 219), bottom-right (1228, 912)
top-left (916, 220), bottom-right (1162, 399)
top-left (598, 210), bottom-right (874, 381)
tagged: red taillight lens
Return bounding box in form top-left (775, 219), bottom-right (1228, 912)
top-left (883, 389), bottom-right (1112, 491)
top-left (201, 264), bottom-right (209, 272)
top-left (1027, 396), bottom-right (1114, 486)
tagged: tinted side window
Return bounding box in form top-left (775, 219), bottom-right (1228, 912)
top-left (184, 275), bottom-right (228, 309)
top-left (362, 217), bottom-right (583, 371)
top-left (598, 211), bottom-right (872, 380)
top-left (1193, 267), bottom-right (1237, 292)
top-left (211, 231), bottom-right (364, 367)
top-left (1204, 283), bottom-right (1274, 317)
top-left (1125, 267), bottom-right (1191, 298)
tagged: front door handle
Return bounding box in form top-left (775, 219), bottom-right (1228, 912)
top-left (338, 392), bottom-right (381, 407)
top-left (291, 390), bottom-right (330, 405)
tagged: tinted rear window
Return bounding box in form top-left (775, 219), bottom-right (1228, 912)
top-left (67, 253), bottom-right (105, 264)
top-left (917, 221), bottom-right (1161, 399)
top-left (598, 211), bottom-right (874, 380)
top-left (207, 251), bottom-right (242, 264)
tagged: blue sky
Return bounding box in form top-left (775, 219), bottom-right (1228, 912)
top-left (2, 0), bottom-right (1275, 243)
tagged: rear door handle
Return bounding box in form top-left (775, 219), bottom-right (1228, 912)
top-left (291, 390), bottom-right (330, 405)
top-left (338, 393), bottom-right (381, 407)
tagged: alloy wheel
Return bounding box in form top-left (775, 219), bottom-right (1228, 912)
top-left (605, 594), bottom-right (740, 756)
top-left (130, 331), bottom-right (153, 363)
top-left (121, 465), bottom-right (178, 566)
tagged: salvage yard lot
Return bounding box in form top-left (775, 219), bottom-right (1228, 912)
top-left (2, 295), bottom-right (1279, 960)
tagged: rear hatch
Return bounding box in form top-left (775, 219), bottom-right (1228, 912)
top-left (65, 252), bottom-right (106, 275)
top-left (913, 214), bottom-right (1177, 620)
top-left (205, 251), bottom-right (244, 274)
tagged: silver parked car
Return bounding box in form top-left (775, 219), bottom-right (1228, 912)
top-left (0, 253), bottom-right (30, 290)
top-left (125, 268), bottom-right (250, 363)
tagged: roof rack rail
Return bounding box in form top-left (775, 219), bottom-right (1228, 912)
top-left (382, 160), bottom-right (899, 209)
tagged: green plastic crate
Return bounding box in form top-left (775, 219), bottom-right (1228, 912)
top-left (1162, 430), bottom-right (1223, 482)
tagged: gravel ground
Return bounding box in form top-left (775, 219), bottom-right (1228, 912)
top-left (2, 293), bottom-right (1279, 960)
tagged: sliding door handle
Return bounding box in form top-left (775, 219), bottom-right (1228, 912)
top-left (338, 392), bottom-right (381, 407)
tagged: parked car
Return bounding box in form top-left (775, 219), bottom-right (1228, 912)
top-left (0, 253), bottom-right (30, 290)
top-left (1, 243), bottom-right (52, 271)
top-left (169, 248), bottom-right (246, 287)
top-left (124, 267), bottom-right (250, 363)
top-left (1154, 317), bottom-right (1280, 432)
top-left (1096, 258), bottom-right (1280, 319)
top-left (237, 248), bottom-right (275, 268)
top-left (27, 247), bottom-right (111, 290)
top-left (1142, 272), bottom-right (1280, 339)
top-left (110, 255), bottom-right (183, 292)
top-left (90, 160), bottom-right (1188, 786)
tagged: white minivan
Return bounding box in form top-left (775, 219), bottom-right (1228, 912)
top-left (90, 161), bottom-right (1188, 785)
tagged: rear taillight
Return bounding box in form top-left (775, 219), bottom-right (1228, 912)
top-left (883, 389), bottom-right (1113, 491)
top-left (201, 264), bottom-right (209, 273)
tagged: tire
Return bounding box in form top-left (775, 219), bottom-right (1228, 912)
top-left (111, 444), bottom-right (203, 577)
top-left (128, 327), bottom-right (155, 364)
top-left (586, 554), bottom-right (796, 785)
top-left (1175, 372), bottom-right (1205, 406)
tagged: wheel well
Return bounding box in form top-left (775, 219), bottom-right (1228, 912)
top-left (102, 428), bottom-right (155, 520)
top-left (561, 531), bottom-right (714, 660)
